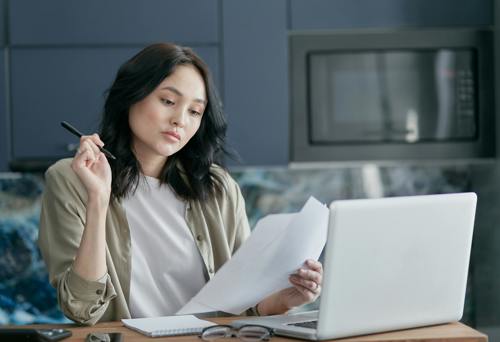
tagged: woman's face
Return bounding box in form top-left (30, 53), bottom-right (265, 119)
top-left (128, 64), bottom-right (207, 163)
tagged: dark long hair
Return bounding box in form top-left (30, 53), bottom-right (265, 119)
top-left (99, 43), bottom-right (229, 201)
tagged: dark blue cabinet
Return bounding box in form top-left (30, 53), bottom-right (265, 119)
top-left (0, 0), bottom-right (4, 46)
top-left (6, 0), bottom-right (220, 168)
top-left (290, 0), bottom-right (492, 30)
top-left (222, 0), bottom-right (288, 166)
top-left (0, 1), bottom-right (6, 170)
top-left (10, 46), bottom-right (218, 160)
top-left (0, 49), bottom-right (7, 171)
top-left (9, 0), bottom-right (219, 45)
top-left (0, 0), bottom-right (495, 170)
top-left (191, 46), bottom-right (220, 91)
top-left (10, 47), bottom-right (140, 159)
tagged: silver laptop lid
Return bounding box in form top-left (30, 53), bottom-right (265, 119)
top-left (317, 192), bottom-right (476, 340)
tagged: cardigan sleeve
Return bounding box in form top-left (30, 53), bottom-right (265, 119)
top-left (213, 166), bottom-right (251, 254)
top-left (37, 160), bottom-right (117, 325)
top-left (219, 170), bottom-right (257, 316)
top-left (229, 174), bottom-right (251, 253)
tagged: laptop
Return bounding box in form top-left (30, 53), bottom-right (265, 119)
top-left (232, 192), bottom-right (477, 340)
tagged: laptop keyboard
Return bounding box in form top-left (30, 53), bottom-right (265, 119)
top-left (288, 320), bottom-right (318, 329)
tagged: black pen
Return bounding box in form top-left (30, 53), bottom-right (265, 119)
top-left (60, 121), bottom-right (117, 160)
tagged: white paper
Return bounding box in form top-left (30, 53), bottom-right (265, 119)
top-left (177, 196), bottom-right (329, 315)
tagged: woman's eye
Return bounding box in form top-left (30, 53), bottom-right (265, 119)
top-left (161, 98), bottom-right (174, 105)
top-left (189, 109), bottom-right (202, 116)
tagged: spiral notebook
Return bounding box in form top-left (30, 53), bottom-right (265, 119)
top-left (122, 314), bottom-right (216, 337)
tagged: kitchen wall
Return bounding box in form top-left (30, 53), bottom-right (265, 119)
top-left (1, 0), bottom-right (499, 332)
top-left (0, 0), bottom-right (493, 170)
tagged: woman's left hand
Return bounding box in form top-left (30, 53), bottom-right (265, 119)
top-left (256, 259), bottom-right (323, 315)
top-left (279, 259), bottom-right (323, 309)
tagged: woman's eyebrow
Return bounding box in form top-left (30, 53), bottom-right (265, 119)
top-left (161, 86), bottom-right (207, 105)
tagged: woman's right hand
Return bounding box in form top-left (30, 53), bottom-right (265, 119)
top-left (71, 133), bottom-right (112, 206)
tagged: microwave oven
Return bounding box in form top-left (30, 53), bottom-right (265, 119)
top-left (290, 28), bottom-right (495, 162)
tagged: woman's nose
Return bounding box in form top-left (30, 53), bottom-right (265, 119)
top-left (170, 108), bottom-right (186, 127)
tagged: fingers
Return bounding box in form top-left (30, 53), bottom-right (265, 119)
top-left (289, 259), bottom-right (324, 295)
top-left (72, 134), bottom-right (107, 172)
top-left (298, 266), bottom-right (322, 284)
top-left (75, 134), bottom-right (104, 159)
top-left (305, 259), bottom-right (323, 273)
top-left (76, 140), bottom-right (97, 164)
top-left (289, 273), bottom-right (321, 294)
top-left (293, 283), bottom-right (313, 299)
top-left (89, 133), bottom-right (105, 148)
top-left (289, 276), bottom-right (320, 301)
top-left (82, 139), bottom-right (99, 155)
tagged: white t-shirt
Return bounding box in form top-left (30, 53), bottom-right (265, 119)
top-left (122, 175), bottom-right (207, 318)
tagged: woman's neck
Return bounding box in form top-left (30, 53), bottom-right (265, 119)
top-left (131, 141), bottom-right (168, 179)
top-left (135, 153), bottom-right (167, 179)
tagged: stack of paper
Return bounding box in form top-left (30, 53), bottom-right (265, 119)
top-left (178, 196), bottom-right (329, 315)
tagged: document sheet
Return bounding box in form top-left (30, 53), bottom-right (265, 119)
top-left (178, 196), bottom-right (329, 315)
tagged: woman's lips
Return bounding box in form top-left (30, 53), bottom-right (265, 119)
top-left (162, 131), bottom-right (181, 141)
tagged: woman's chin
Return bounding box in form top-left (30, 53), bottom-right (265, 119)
top-left (156, 145), bottom-right (180, 158)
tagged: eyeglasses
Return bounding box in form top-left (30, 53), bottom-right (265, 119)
top-left (200, 324), bottom-right (273, 341)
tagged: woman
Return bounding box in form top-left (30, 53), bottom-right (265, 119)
top-left (38, 43), bottom-right (322, 325)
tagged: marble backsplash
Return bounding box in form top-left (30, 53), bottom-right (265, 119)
top-left (0, 164), bottom-right (477, 325)
top-left (0, 173), bottom-right (68, 324)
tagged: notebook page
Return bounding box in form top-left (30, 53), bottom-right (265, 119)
top-left (122, 315), bottom-right (216, 337)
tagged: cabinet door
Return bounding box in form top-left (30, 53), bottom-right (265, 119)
top-left (0, 0), bottom-right (4, 47)
top-left (9, 0), bottom-right (219, 45)
top-left (10, 46), bottom-right (219, 160)
top-left (0, 49), bottom-right (7, 171)
top-left (222, 0), bottom-right (288, 166)
top-left (290, 0), bottom-right (492, 30)
top-left (11, 47), bottom-right (139, 160)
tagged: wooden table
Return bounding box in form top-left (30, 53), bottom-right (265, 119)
top-left (18, 317), bottom-right (487, 341)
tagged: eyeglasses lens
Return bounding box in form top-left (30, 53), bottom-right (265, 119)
top-left (201, 326), bottom-right (233, 341)
top-left (201, 325), bottom-right (272, 341)
top-left (238, 326), bottom-right (272, 341)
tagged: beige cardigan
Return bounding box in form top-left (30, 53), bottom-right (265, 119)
top-left (38, 158), bottom-right (251, 325)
